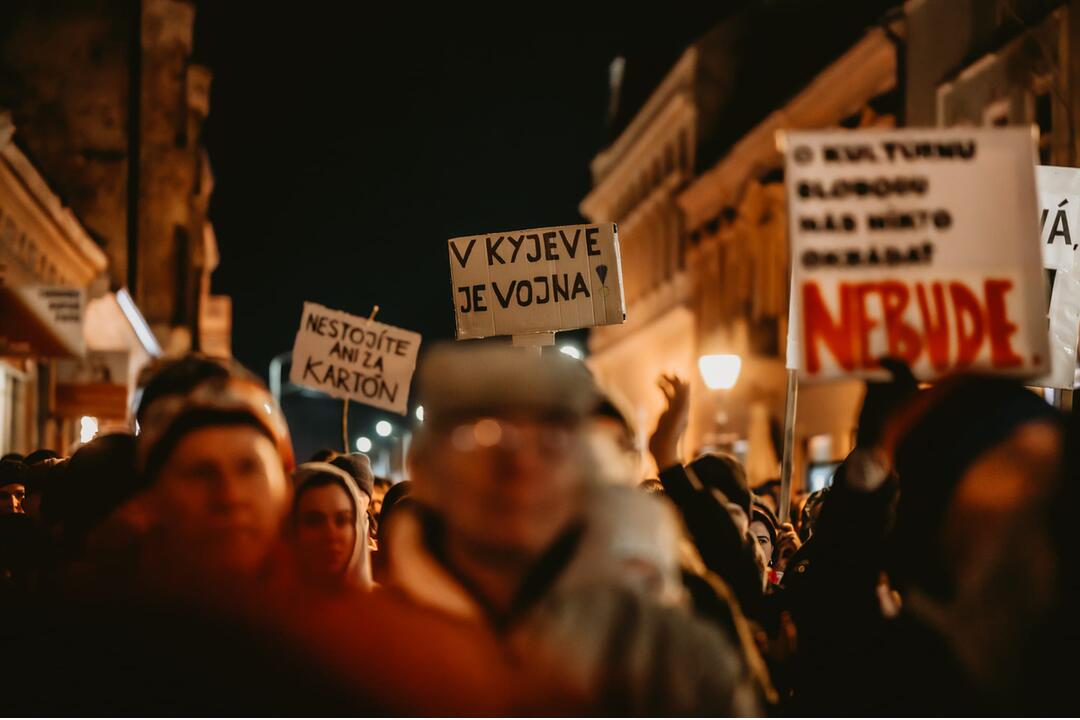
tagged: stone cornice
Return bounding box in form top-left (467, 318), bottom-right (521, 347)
top-left (0, 114), bottom-right (108, 286)
top-left (677, 27), bottom-right (897, 232)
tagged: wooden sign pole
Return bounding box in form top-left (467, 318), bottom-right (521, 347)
top-left (511, 331), bottom-right (556, 357)
top-left (342, 304), bottom-right (381, 453)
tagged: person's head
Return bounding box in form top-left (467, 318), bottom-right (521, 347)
top-left (0, 460), bottom-right (26, 515)
top-left (136, 359), bottom-right (294, 579)
top-left (799, 487), bottom-right (829, 541)
top-left (409, 344), bottom-right (598, 563)
top-left (308, 448), bottom-right (338, 463)
top-left (23, 449), bottom-right (60, 466)
top-left (21, 459), bottom-right (56, 523)
top-left (135, 354), bottom-right (234, 428)
top-left (686, 452), bottom-right (751, 535)
top-left (887, 375), bottom-right (1063, 624)
top-left (753, 479), bottom-right (781, 517)
top-left (587, 387), bottom-right (642, 486)
top-left (290, 462), bottom-right (370, 589)
top-left (49, 434), bottom-right (141, 547)
top-left (371, 475), bottom-right (392, 517)
top-left (377, 480), bottom-right (413, 548)
top-left (328, 454), bottom-right (375, 507)
top-left (750, 507), bottom-right (777, 565)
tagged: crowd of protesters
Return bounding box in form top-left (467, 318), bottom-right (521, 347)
top-left (0, 344), bottom-right (1076, 715)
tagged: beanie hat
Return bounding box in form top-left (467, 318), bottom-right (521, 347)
top-left (137, 359), bottom-right (294, 480)
top-left (416, 342), bottom-right (599, 429)
top-left (329, 453), bottom-right (375, 500)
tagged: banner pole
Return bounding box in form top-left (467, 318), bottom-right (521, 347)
top-left (779, 367), bottom-right (799, 525)
top-left (342, 399), bottom-right (349, 453)
top-left (343, 305), bottom-right (382, 454)
top-left (511, 331), bottom-right (556, 357)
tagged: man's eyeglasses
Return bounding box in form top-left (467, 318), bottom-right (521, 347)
top-left (447, 418), bottom-right (573, 454)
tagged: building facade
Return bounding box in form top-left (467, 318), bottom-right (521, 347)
top-left (581, 15), bottom-right (900, 487)
top-left (0, 0), bottom-right (228, 357)
top-left (0, 0), bottom-right (225, 454)
top-left (582, 0), bottom-right (1080, 493)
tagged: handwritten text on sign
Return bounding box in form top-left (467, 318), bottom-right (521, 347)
top-left (448, 223), bottom-right (626, 339)
top-left (289, 302), bottom-right (421, 415)
top-left (785, 128), bottom-right (1047, 382)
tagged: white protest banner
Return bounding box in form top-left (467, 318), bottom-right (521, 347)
top-left (1034, 165), bottom-right (1080, 388)
top-left (1038, 165), bottom-right (1080, 271)
top-left (289, 301), bottom-right (421, 415)
top-left (448, 222), bottom-right (626, 340)
top-left (784, 127), bottom-right (1048, 382)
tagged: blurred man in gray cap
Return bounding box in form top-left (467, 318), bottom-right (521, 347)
top-left (384, 343), bottom-right (760, 715)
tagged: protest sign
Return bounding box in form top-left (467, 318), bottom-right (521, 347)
top-left (1034, 165), bottom-right (1080, 389)
top-left (1038, 165), bottom-right (1080, 271)
top-left (448, 222), bottom-right (626, 340)
top-left (784, 127), bottom-right (1048, 382)
top-left (289, 301), bottom-right (421, 415)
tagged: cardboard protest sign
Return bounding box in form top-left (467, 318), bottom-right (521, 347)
top-left (448, 223), bottom-right (626, 340)
top-left (784, 127), bottom-right (1048, 383)
top-left (1034, 165), bottom-right (1080, 388)
top-left (289, 302), bottom-right (421, 415)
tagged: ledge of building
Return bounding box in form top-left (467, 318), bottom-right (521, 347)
top-left (677, 26), bottom-right (898, 232)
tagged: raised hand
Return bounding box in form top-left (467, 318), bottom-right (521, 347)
top-left (648, 374), bottom-right (690, 470)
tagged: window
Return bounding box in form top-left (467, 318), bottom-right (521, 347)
top-left (1036, 90), bottom-right (1053, 164)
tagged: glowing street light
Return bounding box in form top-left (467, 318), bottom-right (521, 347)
top-left (559, 345), bottom-right (583, 360)
top-left (355, 436), bottom-right (373, 453)
top-left (79, 416), bottom-right (99, 444)
top-left (375, 420), bottom-right (393, 437)
top-left (698, 354), bottom-right (742, 390)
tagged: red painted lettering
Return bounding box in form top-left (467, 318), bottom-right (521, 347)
top-left (802, 282), bottom-right (855, 374)
top-left (984, 279), bottom-right (1023, 368)
top-left (949, 282), bottom-right (984, 368)
top-left (880, 281), bottom-right (922, 363)
top-left (854, 283), bottom-right (881, 370)
top-left (916, 283), bottom-right (950, 372)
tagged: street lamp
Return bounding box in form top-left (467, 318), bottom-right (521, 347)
top-left (559, 345), bottom-right (583, 360)
top-left (355, 436), bottom-right (373, 453)
top-left (79, 416), bottom-right (99, 444)
top-left (375, 420), bottom-right (393, 437)
top-left (698, 354), bottom-right (742, 390)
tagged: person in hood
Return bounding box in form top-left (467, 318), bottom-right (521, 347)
top-left (291, 460), bottom-right (372, 592)
top-left (330, 452), bottom-right (376, 546)
top-left (386, 343), bottom-right (760, 716)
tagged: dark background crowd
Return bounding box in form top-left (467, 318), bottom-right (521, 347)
top-left (0, 346), bottom-right (1075, 715)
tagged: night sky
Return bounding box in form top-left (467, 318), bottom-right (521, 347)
top-left (192, 3), bottom-right (891, 459)
top-left (191, 5), bottom-right (746, 457)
